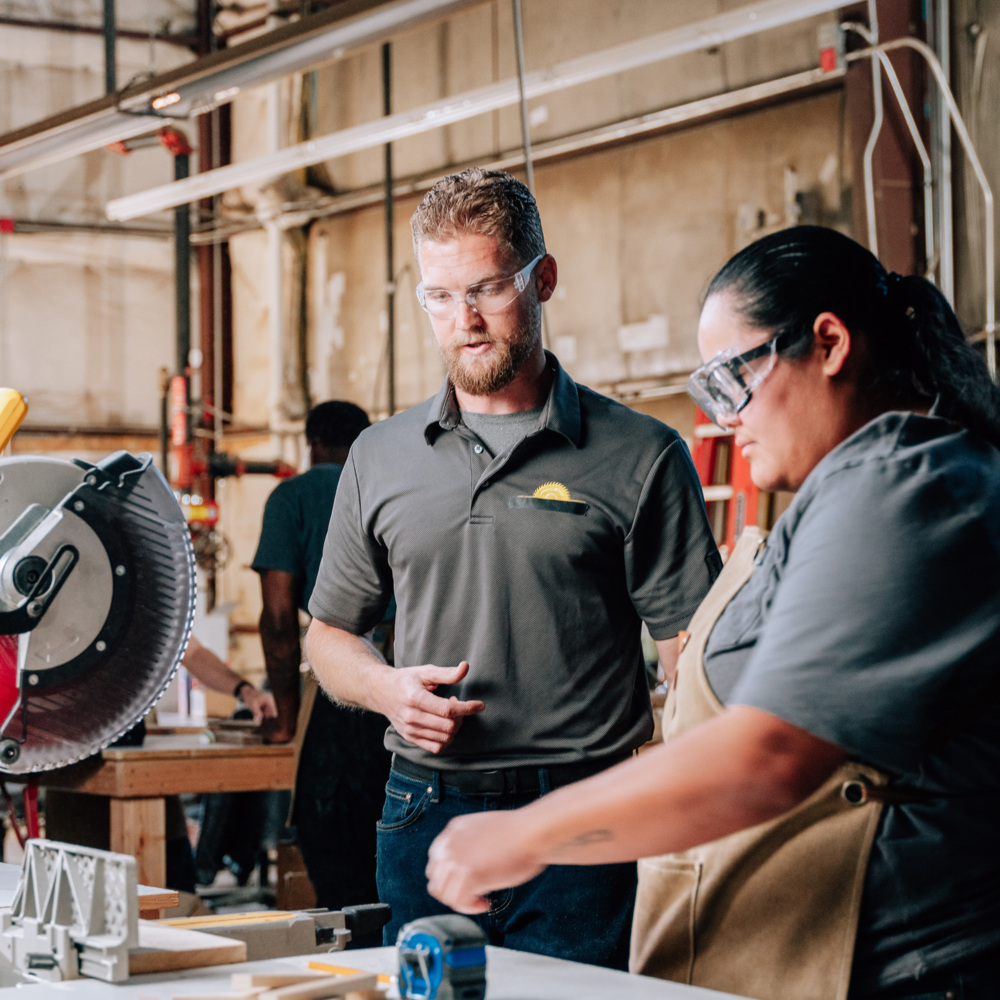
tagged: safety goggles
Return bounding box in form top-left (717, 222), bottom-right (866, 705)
top-left (416, 253), bottom-right (545, 318)
top-left (687, 327), bottom-right (803, 425)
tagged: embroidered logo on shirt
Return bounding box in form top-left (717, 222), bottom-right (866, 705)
top-left (509, 481), bottom-right (589, 515)
top-left (531, 482), bottom-right (573, 501)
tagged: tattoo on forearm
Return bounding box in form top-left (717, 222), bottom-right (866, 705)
top-left (555, 829), bottom-right (613, 853)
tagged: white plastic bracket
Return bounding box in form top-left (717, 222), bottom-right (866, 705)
top-left (0, 839), bottom-right (138, 982)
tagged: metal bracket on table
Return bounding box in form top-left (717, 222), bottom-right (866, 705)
top-left (0, 839), bottom-right (138, 983)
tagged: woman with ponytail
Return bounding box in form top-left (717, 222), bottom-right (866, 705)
top-left (424, 227), bottom-right (1000, 999)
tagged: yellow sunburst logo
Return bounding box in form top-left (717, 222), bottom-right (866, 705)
top-left (532, 482), bottom-right (571, 501)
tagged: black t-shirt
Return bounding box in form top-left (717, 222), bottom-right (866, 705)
top-left (251, 464), bottom-right (343, 612)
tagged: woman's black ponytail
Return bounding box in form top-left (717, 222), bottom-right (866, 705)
top-left (707, 226), bottom-right (1000, 448)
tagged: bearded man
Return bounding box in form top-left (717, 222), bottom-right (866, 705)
top-left (305, 167), bottom-right (720, 968)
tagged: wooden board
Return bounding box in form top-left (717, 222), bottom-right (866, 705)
top-left (42, 738), bottom-right (296, 797)
top-left (129, 920), bottom-right (247, 974)
top-left (139, 886), bottom-right (181, 911)
top-left (138, 884), bottom-right (181, 919)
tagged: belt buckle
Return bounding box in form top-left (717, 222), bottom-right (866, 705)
top-left (475, 769), bottom-right (506, 795)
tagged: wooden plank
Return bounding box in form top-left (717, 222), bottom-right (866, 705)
top-left (129, 921), bottom-right (246, 975)
top-left (258, 973), bottom-right (378, 1000)
top-left (139, 885), bottom-right (181, 910)
top-left (42, 747), bottom-right (295, 797)
top-left (139, 884), bottom-right (180, 919)
top-left (111, 798), bottom-right (165, 888)
top-left (232, 974), bottom-right (330, 988)
top-left (81, 750), bottom-right (292, 797)
top-left (308, 962), bottom-right (393, 986)
top-left (42, 737), bottom-right (295, 792)
top-left (170, 990), bottom-right (266, 1000)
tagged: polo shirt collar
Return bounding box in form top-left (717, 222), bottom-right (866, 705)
top-left (423, 350), bottom-right (582, 447)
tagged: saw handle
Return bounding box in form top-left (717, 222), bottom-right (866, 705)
top-left (0, 389), bottom-right (27, 451)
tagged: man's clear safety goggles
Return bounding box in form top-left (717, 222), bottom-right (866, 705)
top-left (416, 254), bottom-right (545, 318)
top-left (687, 328), bottom-right (802, 425)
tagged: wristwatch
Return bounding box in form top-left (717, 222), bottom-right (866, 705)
top-left (233, 679), bottom-right (253, 700)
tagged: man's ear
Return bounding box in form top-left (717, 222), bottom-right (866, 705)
top-left (814, 311), bottom-right (851, 376)
top-left (536, 254), bottom-right (557, 303)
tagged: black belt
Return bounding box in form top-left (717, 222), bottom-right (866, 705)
top-left (391, 751), bottom-right (631, 797)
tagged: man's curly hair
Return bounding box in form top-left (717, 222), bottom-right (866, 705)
top-left (410, 167), bottom-right (546, 267)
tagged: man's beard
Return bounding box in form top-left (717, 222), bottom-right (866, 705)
top-left (440, 314), bottom-right (540, 396)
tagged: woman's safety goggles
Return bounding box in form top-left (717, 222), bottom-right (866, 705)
top-left (687, 328), bottom-right (802, 425)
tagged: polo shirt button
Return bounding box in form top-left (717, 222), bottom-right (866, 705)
top-left (473, 444), bottom-right (483, 454)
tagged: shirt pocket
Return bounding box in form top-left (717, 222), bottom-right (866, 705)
top-left (508, 496), bottom-right (589, 515)
top-left (705, 562), bottom-right (776, 654)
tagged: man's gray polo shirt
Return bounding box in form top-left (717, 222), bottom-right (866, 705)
top-left (309, 354), bottom-right (721, 770)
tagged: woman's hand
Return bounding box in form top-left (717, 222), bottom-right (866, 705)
top-left (426, 811), bottom-right (545, 913)
top-left (240, 687), bottom-right (278, 725)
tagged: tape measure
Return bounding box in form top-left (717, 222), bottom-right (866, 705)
top-left (396, 914), bottom-right (487, 1000)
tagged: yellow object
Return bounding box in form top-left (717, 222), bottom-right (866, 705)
top-left (308, 961), bottom-right (393, 986)
top-left (0, 389), bottom-right (27, 451)
top-left (162, 911), bottom-right (299, 928)
top-left (532, 481), bottom-right (571, 501)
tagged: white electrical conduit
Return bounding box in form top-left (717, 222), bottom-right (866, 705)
top-left (185, 65), bottom-right (843, 245)
top-left (511, 0), bottom-right (534, 195)
top-left (860, 0), bottom-right (882, 257)
top-left (846, 35), bottom-right (996, 378)
top-left (106, 0), bottom-right (850, 221)
top-left (842, 22), bottom-right (935, 281)
top-left (934, 0), bottom-right (954, 305)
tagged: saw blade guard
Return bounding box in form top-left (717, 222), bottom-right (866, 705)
top-left (0, 452), bottom-right (196, 774)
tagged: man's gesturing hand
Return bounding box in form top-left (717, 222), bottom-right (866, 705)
top-left (382, 660), bottom-right (484, 753)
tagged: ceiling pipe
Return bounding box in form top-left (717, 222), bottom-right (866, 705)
top-left (105, 0), bottom-right (851, 221)
top-left (186, 65), bottom-right (843, 244)
top-left (0, 15), bottom-right (194, 46)
top-left (0, 0), bottom-right (487, 181)
top-left (104, 0), bottom-right (117, 96)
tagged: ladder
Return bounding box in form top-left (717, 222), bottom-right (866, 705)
top-left (691, 408), bottom-right (760, 558)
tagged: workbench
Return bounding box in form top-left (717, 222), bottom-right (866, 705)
top-left (0, 945), bottom-right (749, 998)
top-left (37, 735), bottom-right (296, 887)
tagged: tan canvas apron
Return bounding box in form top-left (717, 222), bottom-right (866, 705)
top-left (631, 527), bottom-right (893, 1000)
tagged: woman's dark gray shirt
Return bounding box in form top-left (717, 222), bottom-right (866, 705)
top-left (705, 411), bottom-right (1000, 993)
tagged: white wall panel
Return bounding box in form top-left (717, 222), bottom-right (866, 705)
top-left (0, 232), bottom-right (176, 426)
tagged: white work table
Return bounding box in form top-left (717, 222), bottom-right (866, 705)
top-left (0, 945), bottom-right (748, 999)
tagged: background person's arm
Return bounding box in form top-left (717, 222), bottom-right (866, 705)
top-left (426, 705), bottom-right (845, 912)
top-left (182, 637), bottom-right (278, 724)
top-left (306, 619), bottom-right (485, 754)
top-left (258, 569), bottom-right (303, 742)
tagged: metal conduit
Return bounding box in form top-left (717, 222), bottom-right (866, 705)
top-left (842, 22), bottom-right (935, 280)
top-left (511, 0), bottom-right (535, 196)
top-left (860, 0), bottom-right (883, 256)
top-left (846, 36), bottom-right (996, 377)
top-left (106, 0), bottom-right (852, 220)
top-left (186, 66), bottom-right (843, 245)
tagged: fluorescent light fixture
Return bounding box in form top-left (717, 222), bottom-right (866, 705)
top-left (151, 93), bottom-right (182, 111)
top-left (0, 0), bottom-right (484, 181)
top-left (108, 0), bottom-right (848, 221)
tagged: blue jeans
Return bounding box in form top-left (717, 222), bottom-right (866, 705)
top-left (376, 763), bottom-right (637, 970)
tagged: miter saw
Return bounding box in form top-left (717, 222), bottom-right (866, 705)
top-left (0, 388), bottom-right (195, 776)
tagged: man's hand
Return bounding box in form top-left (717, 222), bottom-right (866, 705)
top-left (426, 811), bottom-right (544, 913)
top-left (380, 660), bottom-right (485, 754)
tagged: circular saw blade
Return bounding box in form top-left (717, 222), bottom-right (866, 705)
top-left (0, 453), bottom-right (195, 774)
